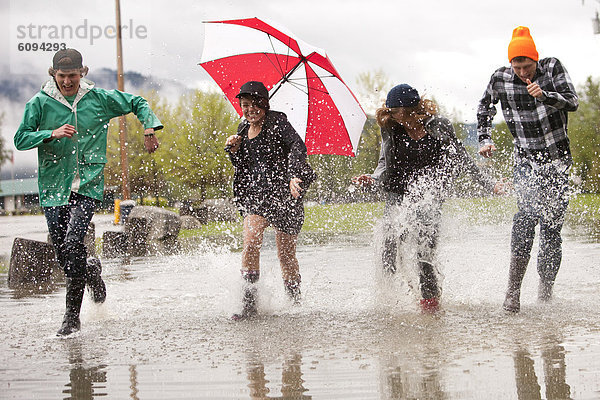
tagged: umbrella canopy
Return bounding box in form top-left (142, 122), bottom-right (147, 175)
top-left (199, 17), bottom-right (366, 156)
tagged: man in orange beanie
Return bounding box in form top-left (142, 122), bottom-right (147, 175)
top-left (476, 26), bottom-right (578, 313)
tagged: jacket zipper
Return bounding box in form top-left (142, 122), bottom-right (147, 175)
top-left (74, 104), bottom-right (80, 185)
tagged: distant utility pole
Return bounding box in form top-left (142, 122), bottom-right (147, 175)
top-left (115, 0), bottom-right (130, 200)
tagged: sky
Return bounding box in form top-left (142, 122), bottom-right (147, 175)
top-left (2, 0), bottom-right (600, 171)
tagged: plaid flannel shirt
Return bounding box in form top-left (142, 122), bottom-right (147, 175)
top-left (477, 57), bottom-right (578, 162)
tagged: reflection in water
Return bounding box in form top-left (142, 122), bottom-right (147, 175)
top-left (513, 335), bottom-right (571, 400)
top-left (247, 359), bottom-right (269, 399)
top-left (514, 349), bottom-right (542, 400)
top-left (541, 338), bottom-right (571, 400)
top-left (246, 353), bottom-right (311, 399)
top-left (379, 323), bottom-right (447, 400)
top-left (130, 365), bottom-right (139, 400)
top-left (382, 364), bottom-right (446, 400)
top-left (62, 340), bottom-right (107, 400)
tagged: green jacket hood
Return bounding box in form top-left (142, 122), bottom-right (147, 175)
top-left (41, 77), bottom-right (95, 109)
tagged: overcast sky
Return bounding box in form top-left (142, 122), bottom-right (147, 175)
top-left (2, 0), bottom-right (600, 169)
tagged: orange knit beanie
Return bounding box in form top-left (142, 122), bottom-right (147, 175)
top-left (508, 26), bottom-right (538, 62)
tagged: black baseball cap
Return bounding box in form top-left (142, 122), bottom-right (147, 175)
top-left (53, 48), bottom-right (83, 70)
top-left (385, 84), bottom-right (420, 108)
top-left (236, 81), bottom-right (269, 100)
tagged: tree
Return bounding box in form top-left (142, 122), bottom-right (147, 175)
top-left (569, 76), bottom-right (600, 193)
top-left (351, 117), bottom-right (381, 177)
top-left (0, 113), bottom-right (10, 173)
top-left (486, 121), bottom-right (515, 178)
top-left (352, 69), bottom-right (393, 176)
top-left (354, 69), bottom-right (392, 116)
top-left (104, 89), bottom-right (240, 203)
top-left (156, 89), bottom-right (239, 201)
top-left (105, 91), bottom-right (170, 204)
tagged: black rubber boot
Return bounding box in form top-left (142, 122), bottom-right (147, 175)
top-left (418, 261), bottom-right (439, 300)
top-left (284, 275), bottom-right (301, 305)
top-left (418, 261), bottom-right (440, 313)
top-left (232, 270), bottom-right (259, 321)
top-left (503, 256), bottom-right (529, 313)
top-left (86, 257), bottom-right (106, 304)
top-left (57, 277), bottom-right (86, 336)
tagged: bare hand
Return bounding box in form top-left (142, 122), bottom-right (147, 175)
top-left (351, 174), bottom-right (375, 186)
top-left (479, 144), bottom-right (496, 158)
top-left (51, 124), bottom-right (76, 139)
top-left (225, 135), bottom-right (242, 152)
top-left (144, 129), bottom-right (159, 153)
top-left (526, 79), bottom-right (543, 98)
top-left (493, 177), bottom-right (512, 195)
top-left (290, 177), bottom-right (303, 199)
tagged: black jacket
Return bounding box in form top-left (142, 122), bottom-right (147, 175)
top-left (372, 115), bottom-right (495, 195)
top-left (227, 110), bottom-right (316, 207)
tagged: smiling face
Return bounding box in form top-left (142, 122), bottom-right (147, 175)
top-left (54, 69), bottom-right (81, 97)
top-left (511, 57), bottom-right (537, 83)
top-left (239, 96), bottom-right (267, 125)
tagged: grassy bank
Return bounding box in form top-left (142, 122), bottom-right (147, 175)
top-left (178, 201), bottom-right (385, 240)
top-left (566, 193), bottom-right (600, 223)
top-left (446, 192), bottom-right (600, 226)
top-left (178, 197), bottom-right (513, 239)
top-left (178, 193), bottom-right (600, 240)
top-left (303, 202), bottom-right (384, 234)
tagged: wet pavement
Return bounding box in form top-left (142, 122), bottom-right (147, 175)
top-left (1, 211), bottom-right (600, 399)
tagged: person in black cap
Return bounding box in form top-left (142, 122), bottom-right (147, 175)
top-left (353, 84), bottom-right (507, 313)
top-left (225, 81), bottom-right (316, 320)
top-left (14, 48), bottom-right (163, 336)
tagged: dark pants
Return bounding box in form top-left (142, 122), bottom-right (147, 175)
top-left (511, 159), bottom-right (570, 283)
top-left (382, 192), bottom-right (441, 299)
top-left (44, 192), bottom-right (98, 279)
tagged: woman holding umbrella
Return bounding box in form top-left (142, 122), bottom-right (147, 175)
top-left (353, 84), bottom-right (507, 313)
top-left (225, 81), bottom-right (316, 320)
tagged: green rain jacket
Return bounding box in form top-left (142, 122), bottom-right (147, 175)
top-left (14, 78), bottom-right (163, 207)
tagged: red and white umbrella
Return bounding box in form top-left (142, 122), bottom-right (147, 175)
top-left (199, 17), bottom-right (366, 156)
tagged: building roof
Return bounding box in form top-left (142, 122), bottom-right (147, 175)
top-left (0, 178), bottom-right (39, 196)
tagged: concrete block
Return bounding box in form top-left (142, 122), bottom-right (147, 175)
top-left (201, 198), bottom-right (239, 223)
top-left (125, 216), bottom-right (149, 257)
top-left (8, 237), bottom-right (62, 289)
top-left (119, 206), bottom-right (181, 256)
top-left (127, 206), bottom-right (181, 241)
top-left (180, 215), bottom-right (203, 230)
top-left (102, 230), bottom-right (127, 258)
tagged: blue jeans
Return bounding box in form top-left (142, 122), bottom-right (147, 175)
top-left (511, 159), bottom-right (570, 283)
top-left (44, 192), bottom-right (99, 279)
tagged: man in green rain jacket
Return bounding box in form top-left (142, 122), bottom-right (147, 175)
top-left (14, 48), bottom-right (163, 336)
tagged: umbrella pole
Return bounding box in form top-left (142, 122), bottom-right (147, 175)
top-left (269, 57), bottom-right (306, 99)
